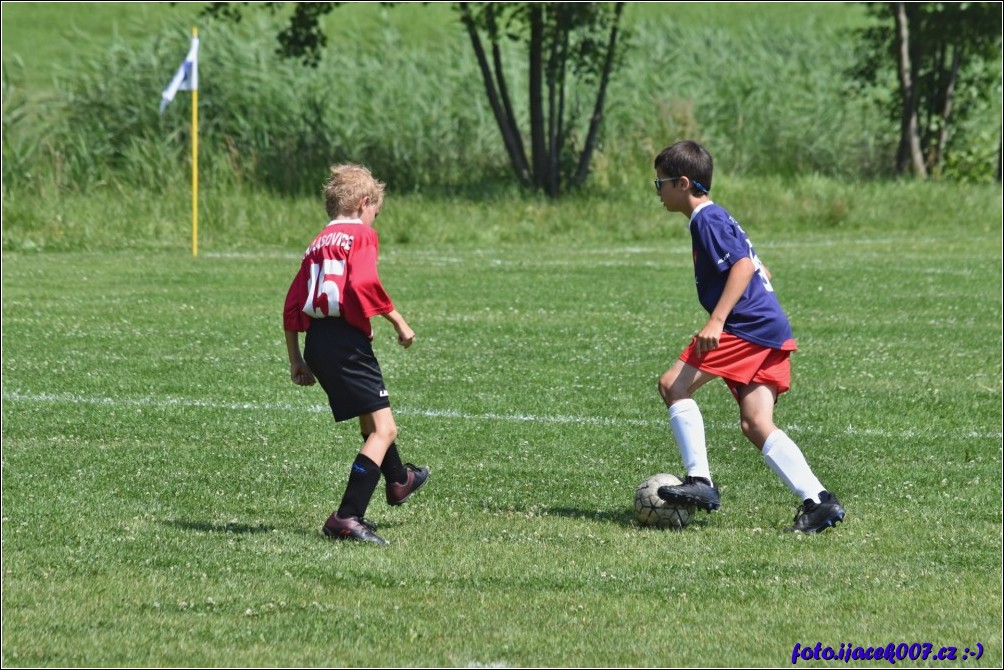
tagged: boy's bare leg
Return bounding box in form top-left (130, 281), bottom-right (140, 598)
top-left (738, 383), bottom-right (824, 501)
top-left (736, 382), bottom-right (779, 449)
top-left (359, 407), bottom-right (397, 466)
top-left (657, 359), bottom-right (718, 407)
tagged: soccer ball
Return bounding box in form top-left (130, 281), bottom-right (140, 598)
top-left (634, 473), bottom-right (694, 529)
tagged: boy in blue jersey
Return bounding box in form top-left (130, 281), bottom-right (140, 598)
top-left (652, 140), bottom-right (844, 533)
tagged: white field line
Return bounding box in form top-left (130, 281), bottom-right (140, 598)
top-left (2, 391), bottom-right (1000, 442)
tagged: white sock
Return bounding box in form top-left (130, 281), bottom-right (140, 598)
top-left (669, 399), bottom-right (711, 484)
top-left (761, 429), bottom-right (824, 503)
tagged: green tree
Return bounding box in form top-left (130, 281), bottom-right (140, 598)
top-left (202, 2), bottom-right (341, 67)
top-left (457, 2), bottom-right (625, 196)
top-left (851, 2), bottom-right (1003, 180)
top-left (200, 1), bottom-right (626, 196)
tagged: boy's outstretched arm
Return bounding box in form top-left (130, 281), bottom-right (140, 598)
top-left (380, 309), bottom-right (415, 349)
top-left (695, 257), bottom-right (756, 357)
top-left (285, 330), bottom-right (316, 386)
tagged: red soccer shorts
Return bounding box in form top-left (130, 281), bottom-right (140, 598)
top-left (679, 332), bottom-right (797, 401)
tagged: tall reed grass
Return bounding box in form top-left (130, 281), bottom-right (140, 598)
top-left (3, 14), bottom-right (509, 197)
top-left (605, 18), bottom-right (895, 181)
top-left (0, 11), bottom-right (886, 194)
top-left (2, 6), bottom-right (1001, 245)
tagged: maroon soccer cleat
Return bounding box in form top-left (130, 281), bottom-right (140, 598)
top-left (322, 513), bottom-right (387, 545)
top-left (386, 463), bottom-right (430, 506)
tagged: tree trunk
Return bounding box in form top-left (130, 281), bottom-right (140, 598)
top-left (485, 6), bottom-right (529, 175)
top-left (528, 5), bottom-right (546, 188)
top-left (545, 6), bottom-right (570, 198)
top-left (892, 2), bottom-right (927, 177)
top-left (574, 2), bottom-right (624, 187)
top-left (458, 3), bottom-right (531, 186)
top-left (931, 44), bottom-right (962, 177)
top-left (551, 30), bottom-right (568, 199)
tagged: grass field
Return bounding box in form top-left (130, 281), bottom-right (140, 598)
top-left (2, 2), bottom-right (1001, 667)
top-left (2, 211), bottom-right (1001, 666)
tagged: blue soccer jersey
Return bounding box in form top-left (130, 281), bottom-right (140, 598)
top-left (689, 202), bottom-right (795, 350)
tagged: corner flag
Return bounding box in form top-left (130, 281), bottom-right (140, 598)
top-left (160, 34), bottom-right (199, 114)
top-left (160, 29), bottom-right (201, 257)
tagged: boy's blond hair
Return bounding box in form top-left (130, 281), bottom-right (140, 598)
top-left (324, 163), bottom-right (385, 218)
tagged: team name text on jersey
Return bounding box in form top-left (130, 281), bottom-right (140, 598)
top-left (307, 231), bottom-right (354, 256)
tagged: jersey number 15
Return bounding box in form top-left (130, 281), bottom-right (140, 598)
top-left (302, 259), bottom-right (345, 318)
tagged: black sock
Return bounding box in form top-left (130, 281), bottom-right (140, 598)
top-left (380, 442), bottom-right (408, 485)
top-left (336, 453), bottom-right (381, 519)
top-left (361, 435), bottom-right (408, 485)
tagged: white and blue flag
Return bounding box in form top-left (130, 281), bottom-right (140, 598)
top-left (159, 35), bottom-right (199, 114)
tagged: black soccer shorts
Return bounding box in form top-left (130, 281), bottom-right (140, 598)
top-left (303, 316), bottom-right (391, 422)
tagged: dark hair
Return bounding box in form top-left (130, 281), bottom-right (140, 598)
top-left (654, 140), bottom-right (713, 196)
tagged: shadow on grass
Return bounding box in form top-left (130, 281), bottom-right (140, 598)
top-left (164, 518), bottom-right (407, 540)
top-left (165, 520), bottom-right (276, 535)
top-left (538, 506), bottom-right (716, 532)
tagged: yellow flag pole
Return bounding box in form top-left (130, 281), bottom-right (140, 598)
top-left (191, 26), bottom-right (199, 257)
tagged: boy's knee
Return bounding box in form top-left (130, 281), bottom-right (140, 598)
top-left (375, 423), bottom-right (398, 444)
top-left (657, 376), bottom-right (671, 404)
top-left (365, 410), bottom-right (398, 444)
top-left (658, 373), bottom-right (685, 406)
top-left (740, 416), bottom-right (771, 448)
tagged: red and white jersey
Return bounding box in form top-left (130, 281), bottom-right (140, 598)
top-left (283, 219), bottom-right (393, 338)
